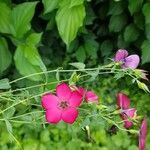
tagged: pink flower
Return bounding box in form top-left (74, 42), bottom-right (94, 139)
top-left (139, 117), bottom-right (147, 150)
top-left (114, 49), bottom-right (140, 69)
top-left (42, 83), bottom-right (83, 124)
top-left (117, 93), bottom-right (137, 129)
top-left (78, 87), bottom-right (98, 103)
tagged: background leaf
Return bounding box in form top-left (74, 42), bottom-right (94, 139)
top-left (0, 37), bottom-right (12, 74)
top-left (56, 3), bottom-right (85, 45)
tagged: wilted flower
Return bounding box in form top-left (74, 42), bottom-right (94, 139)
top-left (42, 83), bottom-right (82, 124)
top-left (139, 117), bottom-right (147, 150)
top-left (117, 93), bottom-right (137, 128)
top-left (114, 49), bottom-right (140, 69)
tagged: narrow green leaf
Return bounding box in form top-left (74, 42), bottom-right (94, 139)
top-left (0, 78), bottom-right (11, 89)
top-left (56, 4), bottom-right (85, 45)
top-left (70, 0), bottom-right (84, 7)
top-left (69, 62), bottom-right (85, 70)
top-left (0, 37), bottom-right (12, 74)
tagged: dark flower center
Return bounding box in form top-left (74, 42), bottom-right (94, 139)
top-left (59, 101), bottom-right (68, 109)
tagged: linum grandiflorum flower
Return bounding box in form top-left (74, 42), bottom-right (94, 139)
top-left (139, 117), bottom-right (147, 150)
top-left (78, 87), bottom-right (98, 103)
top-left (117, 93), bottom-right (137, 128)
top-left (42, 83), bottom-right (82, 124)
top-left (114, 49), bottom-right (140, 69)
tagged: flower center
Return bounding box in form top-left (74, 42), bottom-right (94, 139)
top-left (59, 101), bottom-right (68, 110)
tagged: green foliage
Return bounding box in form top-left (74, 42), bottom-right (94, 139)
top-left (0, 37), bottom-right (12, 75)
top-left (56, 0), bottom-right (85, 45)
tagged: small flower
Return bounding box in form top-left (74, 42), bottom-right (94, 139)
top-left (117, 93), bottom-right (137, 129)
top-left (114, 49), bottom-right (140, 69)
top-left (78, 87), bottom-right (99, 103)
top-left (139, 117), bottom-right (147, 150)
top-left (42, 83), bottom-right (82, 124)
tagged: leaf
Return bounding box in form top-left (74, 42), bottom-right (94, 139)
top-left (0, 2), bottom-right (11, 33)
top-left (145, 23), bottom-right (150, 40)
top-left (137, 80), bottom-right (150, 93)
top-left (42, 0), bottom-right (59, 14)
top-left (26, 32), bottom-right (43, 46)
top-left (56, 3), bottom-right (85, 45)
top-left (14, 44), bottom-right (46, 81)
top-left (3, 107), bottom-right (15, 119)
top-left (0, 37), bottom-right (12, 74)
top-left (70, 0), bottom-right (84, 7)
top-left (128, 0), bottom-right (143, 15)
top-left (100, 40), bottom-right (113, 57)
top-left (0, 78), bottom-right (11, 89)
top-left (69, 62), bottom-right (85, 70)
top-left (84, 39), bottom-right (99, 59)
top-left (124, 24), bottom-right (139, 42)
top-left (108, 1), bottom-right (125, 15)
top-left (5, 119), bottom-right (12, 133)
top-left (142, 3), bottom-right (150, 24)
top-left (141, 40), bottom-right (150, 64)
top-left (75, 46), bottom-right (86, 62)
top-left (11, 2), bottom-right (37, 38)
top-left (109, 13), bottom-right (127, 32)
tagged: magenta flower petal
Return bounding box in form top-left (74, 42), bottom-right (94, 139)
top-left (45, 108), bottom-right (62, 124)
top-left (123, 55), bottom-right (140, 69)
top-left (85, 91), bottom-right (98, 103)
top-left (56, 83), bottom-right (72, 100)
top-left (78, 87), bottom-right (86, 96)
top-left (115, 49), bottom-right (128, 61)
top-left (121, 108), bottom-right (137, 129)
top-left (117, 93), bottom-right (130, 109)
top-left (69, 91), bottom-right (83, 107)
top-left (42, 94), bottom-right (59, 110)
top-left (139, 117), bottom-right (147, 150)
top-left (62, 107), bottom-right (78, 124)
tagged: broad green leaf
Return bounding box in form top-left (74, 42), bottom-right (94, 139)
top-left (26, 33), bottom-right (43, 46)
top-left (42, 0), bottom-right (59, 14)
top-left (108, 1), bottom-right (125, 15)
top-left (56, 4), bottom-right (85, 45)
top-left (128, 0), bottom-right (143, 15)
top-left (14, 43), bottom-right (46, 81)
top-left (0, 78), bottom-right (11, 89)
top-left (141, 40), bottom-right (150, 64)
top-left (0, 2), bottom-right (11, 33)
top-left (100, 40), bottom-right (113, 57)
top-left (84, 39), bottom-right (98, 59)
top-left (145, 23), bottom-right (150, 40)
top-left (109, 13), bottom-right (127, 32)
top-left (69, 62), bottom-right (85, 70)
top-left (142, 3), bottom-right (150, 24)
top-left (70, 0), bottom-right (84, 7)
top-left (75, 46), bottom-right (86, 62)
top-left (11, 2), bottom-right (37, 38)
top-left (0, 37), bottom-right (12, 74)
top-left (133, 13), bottom-right (144, 30)
top-left (124, 24), bottom-right (139, 42)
